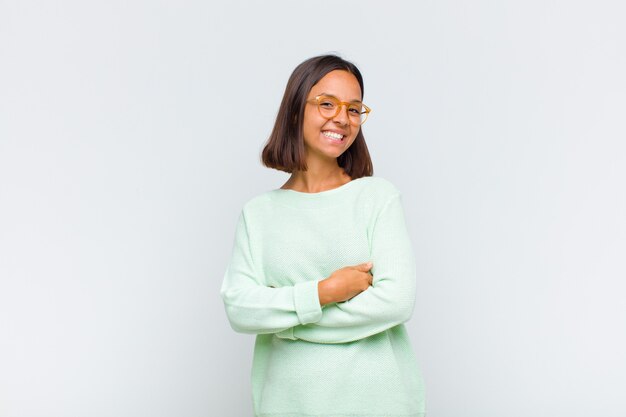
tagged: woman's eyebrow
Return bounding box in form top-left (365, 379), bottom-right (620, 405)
top-left (320, 93), bottom-right (362, 103)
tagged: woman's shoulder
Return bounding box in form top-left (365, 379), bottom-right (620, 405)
top-left (356, 175), bottom-right (403, 202)
top-left (240, 191), bottom-right (273, 213)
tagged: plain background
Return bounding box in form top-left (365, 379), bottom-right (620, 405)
top-left (1, 1), bottom-right (625, 416)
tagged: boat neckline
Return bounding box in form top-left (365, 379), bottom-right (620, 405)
top-left (273, 176), bottom-right (370, 197)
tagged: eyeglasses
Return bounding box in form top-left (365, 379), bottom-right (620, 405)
top-left (306, 95), bottom-right (371, 126)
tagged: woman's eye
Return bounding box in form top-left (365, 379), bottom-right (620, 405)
top-left (320, 101), bottom-right (335, 108)
top-left (348, 107), bottom-right (361, 115)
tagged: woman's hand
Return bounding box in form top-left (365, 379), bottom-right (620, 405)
top-left (318, 262), bottom-right (373, 306)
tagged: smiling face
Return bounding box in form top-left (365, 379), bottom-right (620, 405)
top-left (302, 70), bottom-right (362, 161)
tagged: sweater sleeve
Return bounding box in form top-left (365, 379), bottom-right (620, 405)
top-left (220, 209), bottom-right (323, 334)
top-left (282, 193), bottom-right (417, 344)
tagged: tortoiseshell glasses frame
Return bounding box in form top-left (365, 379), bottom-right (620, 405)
top-left (306, 95), bottom-right (371, 126)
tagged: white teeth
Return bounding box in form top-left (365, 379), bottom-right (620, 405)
top-left (322, 131), bottom-right (344, 140)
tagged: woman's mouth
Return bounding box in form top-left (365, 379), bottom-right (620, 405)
top-left (322, 130), bottom-right (345, 144)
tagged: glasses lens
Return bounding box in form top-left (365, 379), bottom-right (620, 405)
top-left (317, 97), bottom-right (338, 118)
top-left (347, 104), bottom-right (366, 125)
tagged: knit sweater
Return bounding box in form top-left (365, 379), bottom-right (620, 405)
top-left (220, 176), bottom-right (426, 417)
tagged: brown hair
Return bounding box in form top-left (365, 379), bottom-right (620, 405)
top-left (260, 54), bottom-right (374, 178)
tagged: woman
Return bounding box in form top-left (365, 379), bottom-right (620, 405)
top-left (220, 54), bottom-right (426, 417)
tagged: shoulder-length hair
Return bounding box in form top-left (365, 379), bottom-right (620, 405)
top-left (261, 54), bottom-right (374, 179)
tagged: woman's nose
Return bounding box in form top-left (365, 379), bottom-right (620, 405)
top-left (333, 104), bottom-right (350, 125)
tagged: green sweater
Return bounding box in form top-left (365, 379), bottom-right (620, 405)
top-left (220, 176), bottom-right (426, 417)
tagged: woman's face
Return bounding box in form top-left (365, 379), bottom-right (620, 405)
top-left (302, 70), bottom-right (362, 162)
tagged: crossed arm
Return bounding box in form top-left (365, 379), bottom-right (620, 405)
top-left (220, 193), bottom-right (417, 344)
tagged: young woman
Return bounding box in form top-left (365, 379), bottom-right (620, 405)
top-left (220, 54), bottom-right (426, 417)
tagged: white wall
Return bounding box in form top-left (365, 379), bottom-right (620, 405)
top-left (1, 1), bottom-right (624, 416)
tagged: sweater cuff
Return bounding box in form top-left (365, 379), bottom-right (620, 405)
top-left (293, 280), bottom-right (322, 325)
top-left (275, 327), bottom-right (296, 340)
